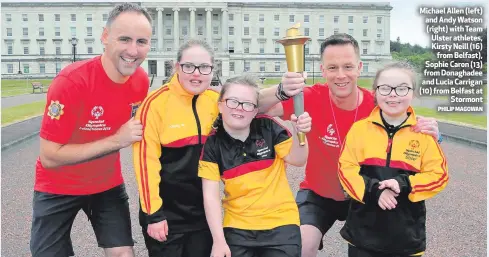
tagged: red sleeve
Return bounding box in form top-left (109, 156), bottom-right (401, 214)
top-left (280, 86), bottom-right (314, 120)
top-left (40, 75), bottom-right (83, 144)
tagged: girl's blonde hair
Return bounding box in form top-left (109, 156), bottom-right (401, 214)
top-left (372, 61), bottom-right (418, 105)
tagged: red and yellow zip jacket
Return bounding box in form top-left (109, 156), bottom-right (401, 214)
top-left (338, 106), bottom-right (448, 256)
top-left (133, 75), bottom-right (219, 233)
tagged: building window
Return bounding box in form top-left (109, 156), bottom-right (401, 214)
top-left (244, 27), bottom-right (249, 36)
top-left (182, 26), bottom-right (188, 36)
top-left (243, 41), bottom-right (250, 53)
top-left (304, 28), bottom-right (309, 36)
top-left (22, 14), bottom-right (28, 21)
top-left (55, 14), bottom-right (60, 21)
top-left (87, 27), bottom-right (92, 37)
top-left (334, 28), bottom-right (339, 35)
top-left (7, 28), bottom-right (12, 37)
top-left (7, 64), bottom-right (13, 73)
top-left (377, 29), bottom-right (382, 39)
top-left (56, 47), bottom-right (61, 55)
top-left (319, 15), bottom-right (324, 24)
top-left (304, 15), bottom-right (309, 23)
top-left (363, 29), bottom-right (368, 37)
top-left (228, 14), bottom-right (233, 21)
top-left (56, 62), bottom-right (61, 73)
top-left (166, 13), bottom-right (172, 20)
top-left (70, 27), bottom-right (76, 37)
top-left (229, 27), bottom-right (234, 36)
top-left (103, 14), bottom-right (108, 21)
top-left (166, 28), bottom-right (172, 36)
top-left (259, 27), bottom-right (264, 36)
top-left (213, 13), bottom-right (219, 21)
top-left (7, 43), bottom-right (13, 54)
top-left (40, 47), bottom-right (45, 55)
top-left (275, 62), bottom-right (280, 72)
top-left (39, 27), bottom-right (44, 37)
top-left (212, 40), bottom-right (219, 52)
top-left (23, 64), bottom-right (30, 74)
top-left (259, 42), bottom-right (265, 54)
top-left (150, 40), bottom-right (157, 52)
top-left (305, 43), bottom-right (309, 55)
top-left (305, 62), bottom-right (311, 72)
top-left (71, 14), bottom-right (76, 21)
top-left (289, 15), bottom-right (294, 22)
top-left (55, 27), bottom-right (60, 37)
top-left (228, 41), bottom-right (234, 52)
top-left (259, 14), bottom-right (264, 22)
top-left (334, 16), bottom-right (339, 23)
top-left (229, 62), bottom-right (235, 72)
top-left (274, 15), bottom-right (279, 21)
top-left (244, 14), bottom-right (249, 21)
top-left (23, 28), bottom-right (28, 36)
top-left (319, 28), bottom-right (324, 37)
top-left (197, 14), bottom-right (203, 21)
top-left (275, 42), bottom-right (280, 53)
top-left (88, 47), bottom-right (93, 54)
top-left (274, 28), bottom-right (279, 36)
top-left (40, 63), bottom-right (46, 74)
top-left (244, 61), bottom-right (250, 72)
top-left (87, 14), bottom-right (92, 21)
top-left (213, 26), bottom-right (219, 35)
top-left (377, 17), bottom-right (382, 24)
top-left (39, 14), bottom-right (44, 21)
top-left (152, 26), bottom-right (156, 35)
top-left (6, 14), bottom-right (11, 22)
top-left (260, 62), bottom-right (265, 72)
top-left (363, 63), bottom-right (369, 73)
top-left (348, 16), bottom-right (353, 23)
top-left (362, 43), bottom-right (368, 54)
top-left (348, 28), bottom-right (354, 35)
top-left (198, 26), bottom-right (203, 35)
top-left (363, 16), bottom-right (368, 23)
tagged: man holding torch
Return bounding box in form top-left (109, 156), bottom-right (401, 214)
top-left (260, 32), bottom-right (441, 257)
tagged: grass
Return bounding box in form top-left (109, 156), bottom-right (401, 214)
top-left (414, 106), bottom-right (487, 129)
top-left (1, 100), bottom-right (46, 126)
top-left (1, 79), bottom-right (52, 97)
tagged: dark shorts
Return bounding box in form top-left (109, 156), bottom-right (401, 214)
top-left (142, 227), bottom-right (212, 257)
top-left (224, 224), bottom-right (301, 257)
top-left (348, 244), bottom-right (422, 257)
top-left (30, 184), bottom-right (134, 257)
top-left (295, 189), bottom-right (350, 250)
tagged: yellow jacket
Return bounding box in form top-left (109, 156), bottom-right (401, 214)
top-left (133, 75), bottom-right (219, 233)
top-left (338, 106), bottom-right (448, 255)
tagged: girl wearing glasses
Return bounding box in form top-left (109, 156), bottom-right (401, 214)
top-left (337, 62), bottom-right (448, 257)
top-left (133, 39), bottom-right (221, 257)
top-left (198, 75), bottom-right (312, 257)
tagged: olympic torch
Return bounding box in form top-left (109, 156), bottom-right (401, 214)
top-left (277, 23), bottom-right (310, 146)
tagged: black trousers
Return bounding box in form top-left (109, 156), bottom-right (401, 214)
top-left (142, 227), bottom-right (213, 257)
top-left (349, 244), bottom-right (423, 257)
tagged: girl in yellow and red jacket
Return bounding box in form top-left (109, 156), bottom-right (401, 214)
top-left (338, 62), bottom-right (449, 257)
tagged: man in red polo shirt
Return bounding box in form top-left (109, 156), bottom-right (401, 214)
top-left (259, 33), bottom-right (440, 257)
top-left (30, 3), bottom-right (152, 257)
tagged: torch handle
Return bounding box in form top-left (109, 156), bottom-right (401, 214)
top-left (293, 90), bottom-right (306, 146)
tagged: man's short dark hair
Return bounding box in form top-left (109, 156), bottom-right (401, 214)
top-left (320, 33), bottom-right (360, 60)
top-left (106, 2), bottom-right (152, 28)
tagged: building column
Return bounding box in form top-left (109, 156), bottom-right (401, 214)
top-left (205, 8), bottom-right (212, 44)
top-left (221, 8), bottom-right (228, 52)
top-left (173, 7), bottom-right (180, 51)
top-left (189, 7), bottom-right (196, 38)
top-left (156, 8), bottom-right (164, 51)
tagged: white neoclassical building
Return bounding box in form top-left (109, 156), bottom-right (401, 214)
top-left (1, 1), bottom-right (392, 80)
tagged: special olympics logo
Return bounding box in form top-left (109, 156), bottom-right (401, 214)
top-left (91, 106), bottom-right (104, 119)
top-left (327, 124), bottom-right (335, 136)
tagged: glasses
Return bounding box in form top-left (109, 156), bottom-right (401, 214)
top-left (376, 85), bottom-right (413, 97)
top-left (180, 63), bottom-right (213, 75)
top-left (223, 99), bottom-right (257, 112)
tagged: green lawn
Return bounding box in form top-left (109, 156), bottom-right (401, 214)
top-left (414, 106), bottom-right (487, 128)
top-left (1, 100), bottom-right (46, 126)
top-left (1, 79), bottom-right (52, 97)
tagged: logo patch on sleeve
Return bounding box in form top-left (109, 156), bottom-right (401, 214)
top-left (47, 100), bottom-right (65, 120)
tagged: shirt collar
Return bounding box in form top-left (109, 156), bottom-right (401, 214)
top-left (167, 74), bottom-right (195, 98)
top-left (366, 105), bottom-right (418, 127)
top-left (217, 118), bottom-right (262, 145)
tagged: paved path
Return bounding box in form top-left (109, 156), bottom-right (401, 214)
top-left (1, 136), bottom-right (486, 257)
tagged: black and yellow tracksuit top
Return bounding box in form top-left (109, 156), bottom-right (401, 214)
top-left (133, 75), bottom-right (219, 233)
top-left (198, 115), bottom-right (300, 230)
top-left (338, 106), bottom-right (448, 256)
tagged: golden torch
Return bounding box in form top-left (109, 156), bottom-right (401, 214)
top-left (277, 23), bottom-right (310, 146)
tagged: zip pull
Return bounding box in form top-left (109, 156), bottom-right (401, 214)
top-left (386, 137), bottom-right (393, 153)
